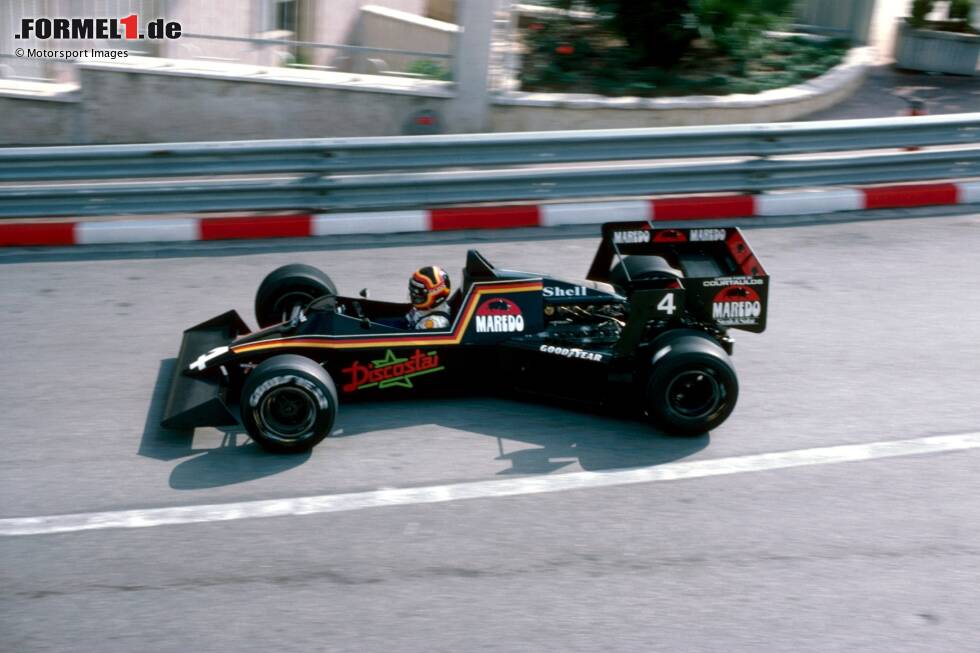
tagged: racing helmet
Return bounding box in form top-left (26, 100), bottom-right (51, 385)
top-left (409, 265), bottom-right (451, 310)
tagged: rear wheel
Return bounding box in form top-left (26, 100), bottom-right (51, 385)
top-left (645, 334), bottom-right (737, 435)
top-left (255, 264), bottom-right (336, 328)
top-left (241, 355), bottom-right (338, 453)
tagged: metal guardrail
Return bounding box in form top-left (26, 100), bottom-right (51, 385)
top-left (1, 113), bottom-right (978, 218)
top-left (3, 113), bottom-right (978, 180)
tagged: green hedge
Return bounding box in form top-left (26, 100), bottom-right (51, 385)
top-left (520, 15), bottom-right (849, 98)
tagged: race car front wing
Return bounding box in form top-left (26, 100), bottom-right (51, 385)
top-left (161, 310), bottom-right (249, 429)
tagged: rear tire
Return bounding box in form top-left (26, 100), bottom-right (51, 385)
top-left (255, 264), bottom-right (336, 328)
top-left (645, 334), bottom-right (737, 435)
top-left (610, 255), bottom-right (682, 292)
top-left (241, 355), bottom-right (338, 453)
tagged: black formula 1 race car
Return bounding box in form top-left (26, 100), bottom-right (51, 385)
top-left (162, 222), bottom-right (769, 452)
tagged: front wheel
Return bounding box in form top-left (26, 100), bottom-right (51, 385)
top-left (255, 264), bottom-right (337, 328)
top-left (645, 335), bottom-right (738, 435)
top-left (241, 355), bottom-right (338, 453)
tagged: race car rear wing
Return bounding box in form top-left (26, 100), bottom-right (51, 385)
top-left (587, 222), bottom-right (769, 333)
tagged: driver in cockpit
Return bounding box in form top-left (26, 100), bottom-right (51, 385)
top-left (406, 266), bottom-right (451, 330)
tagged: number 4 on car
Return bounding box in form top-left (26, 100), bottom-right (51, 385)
top-left (161, 222), bottom-right (769, 453)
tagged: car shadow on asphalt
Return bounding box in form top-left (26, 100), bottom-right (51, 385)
top-left (334, 395), bottom-right (709, 474)
top-left (139, 359), bottom-right (310, 490)
top-left (140, 360), bottom-right (709, 490)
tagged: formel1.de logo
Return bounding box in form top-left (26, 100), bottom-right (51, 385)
top-left (15, 16), bottom-right (182, 40)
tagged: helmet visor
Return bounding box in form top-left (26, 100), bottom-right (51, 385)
top-left (409, 281), bottom-right (428, 306)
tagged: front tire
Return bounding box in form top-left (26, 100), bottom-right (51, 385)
top-left (645, 334), bottom-right (738, 435)
top-left (241, 355), bottom-right (338, 453)
top-left (255, 264), bottom-right (337, 328)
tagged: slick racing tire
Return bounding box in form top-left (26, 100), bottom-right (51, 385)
top-left (645, 333), bottom-right (738, 436)
top-left (241, 355), bottom-right (338, 453)
top-left (255, 264), bottom-right (337, 328)
top-left (610, 256), bottom-right (683, 292)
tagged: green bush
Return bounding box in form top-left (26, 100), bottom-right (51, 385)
top-left (521, 2), bottom-right (847, 98)
top-left (795, 64), bottom-right (827, 78)
top-left (773, 39), bottom-right (796, 54)
top-left (598, 1), bottom-right (698, 68)
top-left (406, 59), bottom-right (452, 81)
top-left (949, 0), bottom-right (973, 20)
top-left (544, 0), bottom-right (796, 67)
top-left (693, 0), bottom-right (794, 57)
top-left (819, 53), bottom-right (843, 67)
top-left (544, 0), bottom-right (697, 67)
top-left (787, 52), bottom-right (812, 67)
top-left (909, 0), bottom-right (934, 27)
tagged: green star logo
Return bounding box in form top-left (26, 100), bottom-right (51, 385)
top-left (359, 349), bottom-right (444, 390)
top-left (371, 350), bottom-right (414, 388)
top-left (372, 350), bottom-right (408, 368)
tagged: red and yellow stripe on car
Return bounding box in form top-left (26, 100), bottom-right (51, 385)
top-left (231, 280), bottom-right (542, 354)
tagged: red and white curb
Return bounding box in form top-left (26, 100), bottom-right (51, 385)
top-left (1, 181), bottom-right (978, 248)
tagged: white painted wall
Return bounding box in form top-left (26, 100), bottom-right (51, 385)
top-left (354, 5), bottom-right (456, 74)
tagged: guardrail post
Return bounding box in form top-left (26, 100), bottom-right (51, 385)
top-left (902, 95), bottom-right (928, 152)
top-left (448, 0), bottom-right (496, 133)
top-left (741, 128), bottom-right (773, 195)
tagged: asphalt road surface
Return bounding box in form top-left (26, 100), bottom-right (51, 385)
top-left (3, 212), bottom-right (980, 652)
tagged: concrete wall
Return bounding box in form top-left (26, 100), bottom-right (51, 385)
top-left (0, 83), bottom-right (82, 145)
top-left (0, 58), bottom-right (452, 145)
top-left (305, 0), bottom-right (429, 70)
top-left (79, 59), bottom-right (451, 142)
top-left (353, 5), bottom-right (456, 75)
top-left (795, 0), bottom-right (877, 43)
top-left (0, 45), bottom-right (871, 145)
top-left (306, 0), bottom-right (428, 46)
top-left (426, 0), bottom-right (457, 22)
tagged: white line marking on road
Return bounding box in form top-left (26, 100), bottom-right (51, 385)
top-left (3, 432), bottom-right (980, 537)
